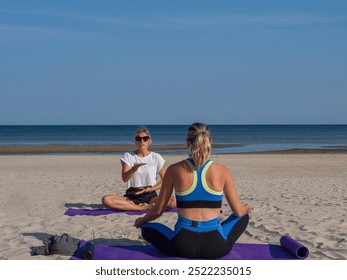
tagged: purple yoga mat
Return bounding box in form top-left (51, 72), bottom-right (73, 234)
top-left (280, 235), bottom-right (309, 259)
top-left (72, 236), bottom-right (309, 260)
top-left (64, 208), bottom-right (177, 216)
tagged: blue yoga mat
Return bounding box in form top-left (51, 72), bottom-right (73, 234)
top-left (65, 208), bottom-right (177, 216)
top-left (72, 235), bottom-right (309, 260)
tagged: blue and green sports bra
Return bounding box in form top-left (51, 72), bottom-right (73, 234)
top-left (175, 158), bottom-right (223, 208)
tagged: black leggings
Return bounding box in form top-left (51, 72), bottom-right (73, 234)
top-left (141, 213), bottom-right (249, 259)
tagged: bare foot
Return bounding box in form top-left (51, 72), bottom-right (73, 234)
top-left (147, 203), bottom-right (155, 210)
top-left (138, 203), bottom-right (150, 210)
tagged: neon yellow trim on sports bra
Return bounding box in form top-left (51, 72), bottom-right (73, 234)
top-left (201, 161), bottom-right (223, 195)
top-left (175, 159), bottom-right (197, 196)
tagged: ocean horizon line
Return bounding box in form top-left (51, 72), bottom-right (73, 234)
top-left (1, 124), bottom-right (347, 126)
top-left (1, 125), bottom-right (346, 154)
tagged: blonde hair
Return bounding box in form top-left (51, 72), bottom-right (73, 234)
top-left (134, 127), bottom-right (151, 138)
top-left (186, 123), bottom-right (212, 168)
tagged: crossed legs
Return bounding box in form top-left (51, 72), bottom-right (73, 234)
top-left (141, 213), bottom-right (249, 258)
top-left (102, 195), bottom-right (176, 211)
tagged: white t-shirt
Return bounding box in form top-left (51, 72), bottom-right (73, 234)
top-left (120, 152), bottom-right (165, 189)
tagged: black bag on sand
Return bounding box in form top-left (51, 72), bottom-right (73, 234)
top-left (31, 233), bottom-right (81, 256)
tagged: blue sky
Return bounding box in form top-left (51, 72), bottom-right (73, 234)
top-left (1, 0), bottom-right (346, 125)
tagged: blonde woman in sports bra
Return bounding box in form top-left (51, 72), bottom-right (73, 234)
top-left (135, 123), bottom-right (251, 259)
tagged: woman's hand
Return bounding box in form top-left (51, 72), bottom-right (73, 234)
top-left (135, 189), bottom-right (146, 195)
top-left (122, 162), bottom-right (146, 182)
top-left (132, 162), bottom-right (146, 172)
top-left (135, 186), bottom-right (152, 195)
top-left (244, 203), bottom-right (252, 214)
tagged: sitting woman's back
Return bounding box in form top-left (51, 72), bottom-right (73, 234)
top-left (172, 158), bottom-right (224, 222)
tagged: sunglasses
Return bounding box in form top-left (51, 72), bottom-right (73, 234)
top-left (135, 136), bottom-right (150, 142)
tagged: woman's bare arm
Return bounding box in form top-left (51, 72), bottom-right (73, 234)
top-left (223, 167), bottom-right (252, 216)
top-left (121, 162), bottom-right (146, 182)
top-left (134, 165), bottom-right (174, 228)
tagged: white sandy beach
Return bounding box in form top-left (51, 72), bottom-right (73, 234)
top-left (0, 153), bottom-right (346, 260)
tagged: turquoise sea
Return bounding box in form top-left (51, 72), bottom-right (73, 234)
top-left (0, 125), bottom-right (346, 154)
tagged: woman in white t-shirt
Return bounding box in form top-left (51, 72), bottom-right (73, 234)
top-left (102, 127), bottom-right (176, 211)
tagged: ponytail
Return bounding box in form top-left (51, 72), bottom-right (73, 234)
top-left (187, 123), bottom-right (212, 168)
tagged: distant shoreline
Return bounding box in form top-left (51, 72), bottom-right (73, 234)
top-left (1, 144), bottom-right (347, 155)
top-left (0, 143), bottom-right (236, 154)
